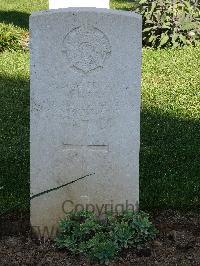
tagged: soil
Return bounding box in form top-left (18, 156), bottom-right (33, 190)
top-left (0, 210), bottom-right (200, 265)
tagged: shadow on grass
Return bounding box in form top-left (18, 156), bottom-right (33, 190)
top-left (0, 75), bottom-right (199, 216)
top-left (0, 3), bottom-right (137, 30)
top-left (0, 75), bottom-right (29, 215)
top-left (0, 11), bottom-right (30, 29)
top-left (140, 107), bottom-right (200, 211)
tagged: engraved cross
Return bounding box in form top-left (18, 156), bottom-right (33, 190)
top-left (62, 143), bottom-right (109, 174)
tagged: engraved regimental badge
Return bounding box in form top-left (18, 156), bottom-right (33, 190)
top-left (63, 26), bottom-right (111, 74)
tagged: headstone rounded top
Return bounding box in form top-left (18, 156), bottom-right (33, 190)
top-left (31, 7), bottom-right (142, 21)
top-left (49, 0), bottom-right (110, 9)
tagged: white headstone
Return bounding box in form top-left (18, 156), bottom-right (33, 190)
top-left (49, 0), bottom-right (109, 9)
top-left (30, 8), bottom-right (142, 238)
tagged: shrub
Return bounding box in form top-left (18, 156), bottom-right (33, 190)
top-left (135, 0), bottom-right (200, 48)
top-left (56, 210), bottom-right (158, 265)
top-left (0, 23), bottom-right (29, 52)
top-left (80, 232), bottom-right (119, 265)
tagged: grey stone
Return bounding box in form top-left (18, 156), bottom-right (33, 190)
top-left (30, 8), bottom-right (142, 238)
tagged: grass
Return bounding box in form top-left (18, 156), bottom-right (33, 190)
top-left (0, 0), bottom-right (200, 215)
top-left (0, 0), bottom-right (47, 29)
top-left (141, 47), bottom-right (200, 210)
top-left (111, 0), bottom-right (138, 10)
top-left (0, 51), bottom-right (29, 213)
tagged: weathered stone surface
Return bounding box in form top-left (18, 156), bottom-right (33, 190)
top-left (49, 0), bottom-right (109, 9)
top-left (30, 8), bottom-right (142, 238)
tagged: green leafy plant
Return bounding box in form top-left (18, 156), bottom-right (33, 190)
top-left (110, 211), bottom-right (158, 249)
top-left (135, 0), bottom-right (200, 48)
top-left (56, 211), bottom-right (102, 253)
top-left (56, 210), bottom-right (158, 265)
top-left (80, 232), bottom-right (119, 265)
top-left (0, 23), bottom-right (29, 52)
